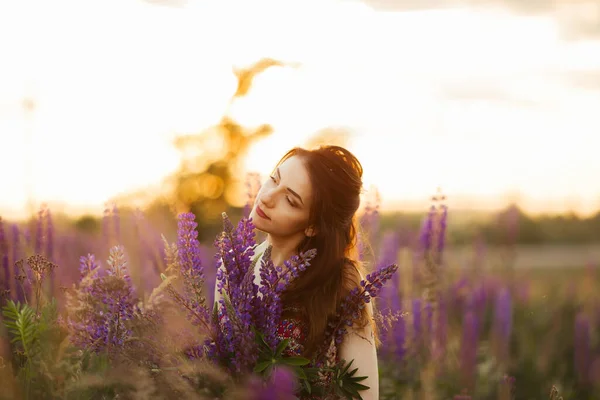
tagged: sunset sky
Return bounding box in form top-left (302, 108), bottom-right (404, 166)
top-left (1, 0), bottom-right (599, 219)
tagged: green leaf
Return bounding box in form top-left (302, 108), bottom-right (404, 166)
top-left (252, 327), bottom-right (272, 353)
top-left (2, 301), bottom-right (40, 360)
top-left (350, 383), bottom-right (370, 391)
top-left (281, 356), bottom-right (310, 366)
top-left (302, 379), bottom-right (312, 394)
top-left (211, 301), bottom-right (219, 326)
top-left (254, 361), bottom-right (272, 373)
top-left (294, 366), bottom-right (307, 380)
top-left (341, 359), bottom-right (354, 375)
top-left (275, 338), bottom-right (290, 357)
top-left (264, 364), bottom-right (273, 377)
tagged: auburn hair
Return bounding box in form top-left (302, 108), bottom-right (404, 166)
top-left (275, 145), bottom-right (375, 359)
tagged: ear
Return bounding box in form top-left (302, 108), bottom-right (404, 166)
top-left (305, 226), bottom-right (317, 237)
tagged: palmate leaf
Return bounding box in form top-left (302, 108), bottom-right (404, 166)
top-left (2, 300), bottom-right (41, 359)
top-left (275, 338), bottom-right (290, 357)
top-left (253, 327), bottom-right (272, 355)
top-left (332, 359), bottom-right (370, 400)
top-left (281, 356), bottom-right (310, 367)
top-left (252, 326), bottom-right (311, 389)
top-left (254, 360), bottom-right (273, 373)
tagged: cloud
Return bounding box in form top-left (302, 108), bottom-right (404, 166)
top-left (563, 70), bottom-right (600, 91)
top-left (361, 0), bottom-right (600, 40)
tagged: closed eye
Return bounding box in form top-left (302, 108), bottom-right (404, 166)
top-left (270, 176), bottom-right (296, 207)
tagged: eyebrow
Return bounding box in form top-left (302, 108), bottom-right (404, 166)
top-left (277, 167), bottom-right (304, 205)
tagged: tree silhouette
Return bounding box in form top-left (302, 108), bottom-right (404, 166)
top-left (161, 58), bottom-right (298, 239)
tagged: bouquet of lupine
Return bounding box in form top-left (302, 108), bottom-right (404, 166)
top-left (41, 211), bottom-right (398, 399)
top-left (155, 212), bottom-right (399, 399)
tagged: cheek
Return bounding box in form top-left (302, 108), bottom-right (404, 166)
top-left (276, 209), bottom-right (310, 231)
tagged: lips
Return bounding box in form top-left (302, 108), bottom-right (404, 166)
top-left (256, 205), bottom-right (271, 220)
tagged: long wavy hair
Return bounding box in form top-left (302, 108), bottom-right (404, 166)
top-left (275, 145), bottom-right (374, 359)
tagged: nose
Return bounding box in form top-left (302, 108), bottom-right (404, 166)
top-left (259, 188), bottom-right (276, 208)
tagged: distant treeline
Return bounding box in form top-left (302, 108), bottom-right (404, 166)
top-left (63, 203), bottom-right (600, 247)
top-left (379, 205), bottom-right (600, 246)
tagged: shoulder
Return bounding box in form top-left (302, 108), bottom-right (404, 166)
top-left (340, 258), bottom-right (365, 293)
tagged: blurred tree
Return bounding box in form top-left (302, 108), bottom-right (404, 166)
top-left (161, 58), bottom-right (298, 240)
top-left (74, 215), bottom-right (99, 234)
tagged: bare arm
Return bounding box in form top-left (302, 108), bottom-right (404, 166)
top-left (338, 299), bottom-right (379, 400)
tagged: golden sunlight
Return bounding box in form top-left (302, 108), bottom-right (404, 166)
top-left (0, 0), bottom-right (599, 219)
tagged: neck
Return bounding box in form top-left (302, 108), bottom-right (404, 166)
top-left (265, 232), bottom-right (305, 266)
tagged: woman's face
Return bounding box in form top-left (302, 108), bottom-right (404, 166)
top-left (249, 155), bottom-right (313, 238)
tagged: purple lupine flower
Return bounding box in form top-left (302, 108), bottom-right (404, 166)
top-left (436, 204), bottom-right (448, 264)
top-left (418, 195), bottom-right (448, 265)
top-left (11, 224), bottom-right (25, 303)
top-left (45, 208), bottom-right (55, 291)
top-left (279, 248), bottom-right (318, 290)
top-left (177, 213), bottom-right (210, 324)
top-left (317, 263), bottom-right (398, 360)
top-left (574, 313), bottom-right (591, 383)
top-left (35, 206), bottom-right (45, 255)
top-left (377, 231), bottom-right (401, 312)
top-left (45, 208), bottom-right (54, 262)
top-left (178, 213), bottom-right (204, 280)
top-left (493, 288), bottom-right (512, 361)
top-left (246, 366), bottom-right (297, 400)
top-left (79, 254), bottom-right (100, 280)
top-left (212, 214), bottom-right (258, 373)
top-left (254, 246), bottom-right (317, 349)
top-left (471, 284), bottom-right (488, 323)
top-left (215, 213), bottom-right (256, 294)
top-left (419, 205), bottom-right (436, 253)
top-left (460, 311), bottom-right (479, 387)
top-left (0, 218), bottom-right (9, 293)
top-left (68, 246), bottom-right (136, 353)
top-left (233, 264), bottom-right (260, 369)
top-left (436, 294), bottom-right (448, 359)
top-left (378, 231), bottom-right (400, 268)
top-left (254, 246), bottom-right (280, 348)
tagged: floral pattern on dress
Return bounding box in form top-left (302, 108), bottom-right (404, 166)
top-left (275, 317), bottom-right (308, 357)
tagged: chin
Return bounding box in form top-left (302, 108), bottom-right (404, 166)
top-left (249, 209), bottom-right (266, 230)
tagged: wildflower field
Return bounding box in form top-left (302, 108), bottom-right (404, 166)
top-left (0, 200), bottom-right (598, 400)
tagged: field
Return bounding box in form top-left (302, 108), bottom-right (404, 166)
top-left (0, 204), bottom-right (598, 400)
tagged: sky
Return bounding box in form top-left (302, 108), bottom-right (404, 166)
top-left (0, 0), bottom-right (599, 219)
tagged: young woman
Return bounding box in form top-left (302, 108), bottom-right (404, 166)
top-left (216, 145), bottom-right (378, 399)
